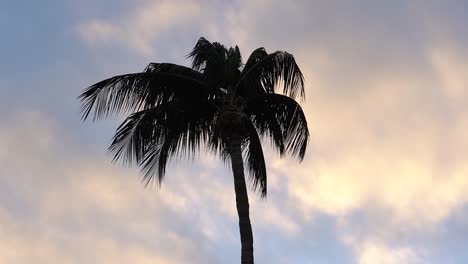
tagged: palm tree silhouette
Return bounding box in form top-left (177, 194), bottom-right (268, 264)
top-left (79, 37), bottom-right (308, 264)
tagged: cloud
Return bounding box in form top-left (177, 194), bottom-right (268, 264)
top-left (0, 109), bottom-right (306, 263)
top-left (77, 0), bottom-right (220, 56)
top-left (0, 111), bottom-right (218, 263)
top-left (224, 0), bottom-right (468, 261)
top-left (283, 45), bottom-right (468, 259)
top-left (430, 46), bottom-right (468, 99)
top-left (0, 208), bottom-right (177, 264)
top-left (69, 0), bottom-right (468, 262)
top-left (356, 241), bottom-right (420, 264)
top-left (78, 20), bottom-right (120, 44)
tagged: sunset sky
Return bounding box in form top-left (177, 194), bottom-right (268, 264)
top-left (1, 1), bottom-right (468, 263)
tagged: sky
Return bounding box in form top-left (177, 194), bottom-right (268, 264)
top-left (1, 0), bottom-right (467, 263)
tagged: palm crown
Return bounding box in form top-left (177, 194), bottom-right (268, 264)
top-left (79, 37), bottom-right (308, 197)
top-left (80, 37), bottom-right (308, 264)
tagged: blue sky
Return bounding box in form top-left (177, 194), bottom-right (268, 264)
top-left (1, 1), bottom-right (468, 263)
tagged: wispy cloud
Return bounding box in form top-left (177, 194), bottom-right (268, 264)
top-left (2, 0), bottom-right (468, 262)
top-left (355, 241), bottom-right (421, 264)
top-left (226, 0), bottom-right (468, 261)
top-left (0, 111), bottom-right (218, 263)
top-left (78, 0), bottom-right (205, 56)
top-left (0, 110), bottom-right (302, 263)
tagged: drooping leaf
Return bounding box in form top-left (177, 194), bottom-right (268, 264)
top-left (245, 93), bottom-right (309, 160)
top-left (79, 37), bottom-right (309, 198)
top-left (243, 120), bottom-right (267, 197)
top-left (237, 51), bottom-right (305, 100)
top-left (79, 63), bottom-right (214, 121)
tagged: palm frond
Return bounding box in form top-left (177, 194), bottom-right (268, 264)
top-left (108, 105), bottom-right (170, 166)
top-left (143, 63), bottom-right (205, 79)
top-left (107, 93), bottom-right (218, 185)
top-left (187, 37), bottom-right (234, 87)
top-left (236, 47), bottom-right (268, 98)
top-left (187, 37), bottom-right (215, 71)
top-left (79, 73), bottom-right (148, 121)
top-left (207, 113), bottom-right (231, 162)
top-left (244, 98), bottom-right (286, 156)
top-left (242, 47), bottom-right (268, 73)
top-left (80, 37), bottom-right (309, 199)
top-left (243, 120), bottom-right (267, 197)
top-left (245, 94), bottom-right (309, 160)
top-left (228, 46), bottom-right (242, 70)
top-left (237, 50), bottom-right (305, 100)
top-left (187, 38), bottom-right (225, 70)
top-left (137, 100), bottom-right (218, 185)
top-left (79, 63), bottom-right (214, 121)
top-left (225, 46), bottom-right (242, 85)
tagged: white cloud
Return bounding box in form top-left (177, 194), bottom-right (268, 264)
top-left (70, 0), bottom-right (468, 262)
top-left (0, 109), bottom-right (305, 263)
top-left (223, 1), bottom-right (468, 261)
top-left (0, 111), bottom-right (217, 263)
top-left (78, 20), bottom-right (120, 44)
top-left (78, 0), bottom-right (202, 55)
top-left (357, 241), bottom-right (420, 264)
top-left (431, 47), bottom-right (468, 99)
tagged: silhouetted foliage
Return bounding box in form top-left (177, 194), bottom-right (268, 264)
top-left (79, 37), bottom-right (308, 264)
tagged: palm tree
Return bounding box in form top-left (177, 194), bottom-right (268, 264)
top-left (79, 37), bottom-right (308, 264)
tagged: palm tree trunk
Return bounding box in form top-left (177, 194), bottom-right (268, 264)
top-left (229, 136), bottom-right (254, 264)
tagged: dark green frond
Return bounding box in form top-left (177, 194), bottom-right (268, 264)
top-left (207, 113), bottom-right (231, 162)
top-left (243, 120), bottom-right (267, 197)
top-left (187, 37), bottom-right (243, 87)
top-left (225, 46), bottom-right (242, 85)
top-left (108, 97), bottom-right (218, 186)
top-left (242, 47), bottom-right (268, 73)
top-left (79, 37), bottom-right (309, 199)
top-left (108, 108), bottom-right (157, 166)
top-left (187, 38), bottom-right (226, 77)
top-left (187, 37), bottom-right (215, 71)
top-left (79, 63), bottom-right (214, 121)
top-left (143, 63), bottom-right (205, 80)
top-left (244, 98), bottom-right (286, 156)
top-left (140, 101), bottom-right (217, 185)
top-left (79, 73), bottom-right (149, 121)
top-left (245, 94), bottom-right (309, 160)
top-left (227, 46), bottom-right (242, 71)
top-left (237, 51), bottom-right (305, 100)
